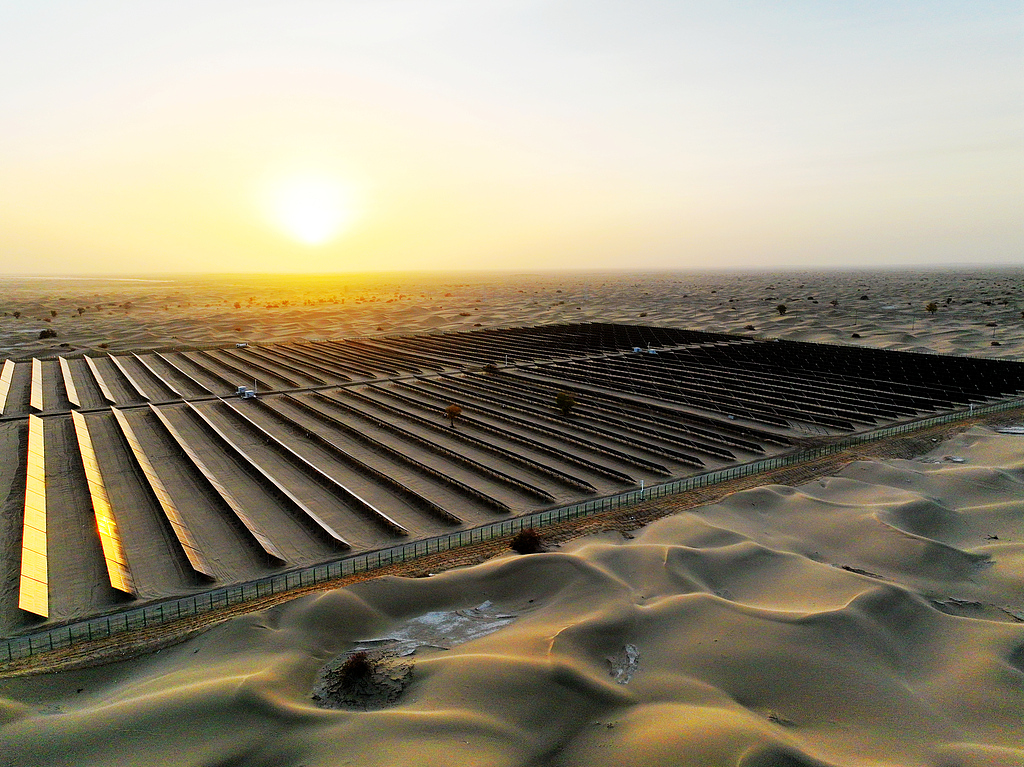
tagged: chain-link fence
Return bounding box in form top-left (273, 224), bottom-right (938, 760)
top-left (3, 396), bottom-right (1022, 664)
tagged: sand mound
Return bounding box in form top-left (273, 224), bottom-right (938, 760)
top-left (0, 426), bottom-right (1021, 766)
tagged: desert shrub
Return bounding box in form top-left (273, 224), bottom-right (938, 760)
top-left (776, 304), bottom-right (787, 316)
top-left (445, 404), bottom-right (462, 427)
top-left (744, 324), bottom-right (755, 331)
top-left (483, 363), bottom-right (498, 374)
top-left (38, 328), bottom-right (57, 339)
top-left (926, 302), bottom-right (938, 315)
top-left (511, 528), bottom-right (544, 554)
top-left (338, 651), bottom-right (374, 687)
top-left (555, 390), bottom-right (576, 416)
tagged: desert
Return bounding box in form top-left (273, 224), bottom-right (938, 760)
top-left (3, 2), bottom-right (1021, 763)
top-left (2, 269), bottom-right (1023, 361)
top-left (0, 268), bottom-right (1022, 767)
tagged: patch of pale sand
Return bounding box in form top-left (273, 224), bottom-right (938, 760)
top-left (1, 429), bottom-right (1022, 766)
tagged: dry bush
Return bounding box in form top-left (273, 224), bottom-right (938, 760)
top-left (339, 651), bottom-right (374, 687)
top-left (445, 404), bottom-right (462, 427)
top-left (555, 391), bottom-right (576, 416)
top-left (511, 528), bottom-right (544, 554)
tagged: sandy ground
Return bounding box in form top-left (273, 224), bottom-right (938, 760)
top-left (1, 268), bottom-right (1022, 360)
top-left (0, 268), bottom-right (1022, 766)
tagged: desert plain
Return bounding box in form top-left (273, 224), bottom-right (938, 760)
top-left (2, 268), bottom-right (1023, 360)
top-left (0, 267), bottom-right (1022, 767)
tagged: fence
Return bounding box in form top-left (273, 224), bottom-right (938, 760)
top-left (3, 395), bottom-right (1023, 664)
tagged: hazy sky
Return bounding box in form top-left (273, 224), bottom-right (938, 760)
top-left (1, 1), bottom-right (1021, 275)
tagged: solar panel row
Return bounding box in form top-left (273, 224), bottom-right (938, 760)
top-left (0, 359), bottom-right (14, 415)
top-left (18, 415), bottom-right (48, 617)
top-left (29, 359), bottom-right (43, 412)
top-left (70, 411), bottom-right (136, 596)
top-left (58, 356), bottom-right (81, 408)
top-left (110, 407), bottom-right (213, 579)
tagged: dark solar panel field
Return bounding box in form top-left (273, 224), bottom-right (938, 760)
top-left (1, 323), bottom-right (1022, 635)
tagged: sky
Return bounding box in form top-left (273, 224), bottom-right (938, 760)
top-left (0, 1), bottom-right (1021, 275)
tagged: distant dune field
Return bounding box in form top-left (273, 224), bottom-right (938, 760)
top-left (1, 268), bottom-right (1022, 360)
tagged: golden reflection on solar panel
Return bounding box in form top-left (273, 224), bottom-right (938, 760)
top-left (111, 407), bottom-right (212, 578)
top-left (70, 411), bottom-right (136, 595)
top-left (19, 415), bottom-right (48, 617)
top-left (0, 359), bottom-right (16, 415)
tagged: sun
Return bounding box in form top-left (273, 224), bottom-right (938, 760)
top-left (270, 176), bottom-right (354, 245)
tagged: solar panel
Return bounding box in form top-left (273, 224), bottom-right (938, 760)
top-left (108, 356), bottom-right (150, 402)
top-left (132, 353), bottom-right (182, 398)
top-left (70, 411), bottom-right (136, 596)
top-left (183, 401), bottom-right (351, 547)
top-left (58, 356), bottom-right (81, 408)
top-left (147, 404), bottom-right (285, 562)
top-left (83, 356), bottom-right (117, 405)
top-left (0, 359), bottom-right (15, 415)
top-left (29, 358), bottom-right (44, 412)
top-left (110, 407), bottom-right (213, 578)
top-left (18, 415), bottom-right (48, 617)
top-left (152, 353), bottom-right (215, 395)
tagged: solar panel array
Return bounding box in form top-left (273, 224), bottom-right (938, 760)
top-left (1, 323), bottom-right (1021, 629)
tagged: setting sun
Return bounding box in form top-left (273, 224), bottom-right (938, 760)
top-left (270, 176), bottom-right (354, 245)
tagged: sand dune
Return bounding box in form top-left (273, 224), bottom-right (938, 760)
top-left (2, 268), bottom-right (1022, 360)
top-left (0, 425), bottom-right (1021, 766)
